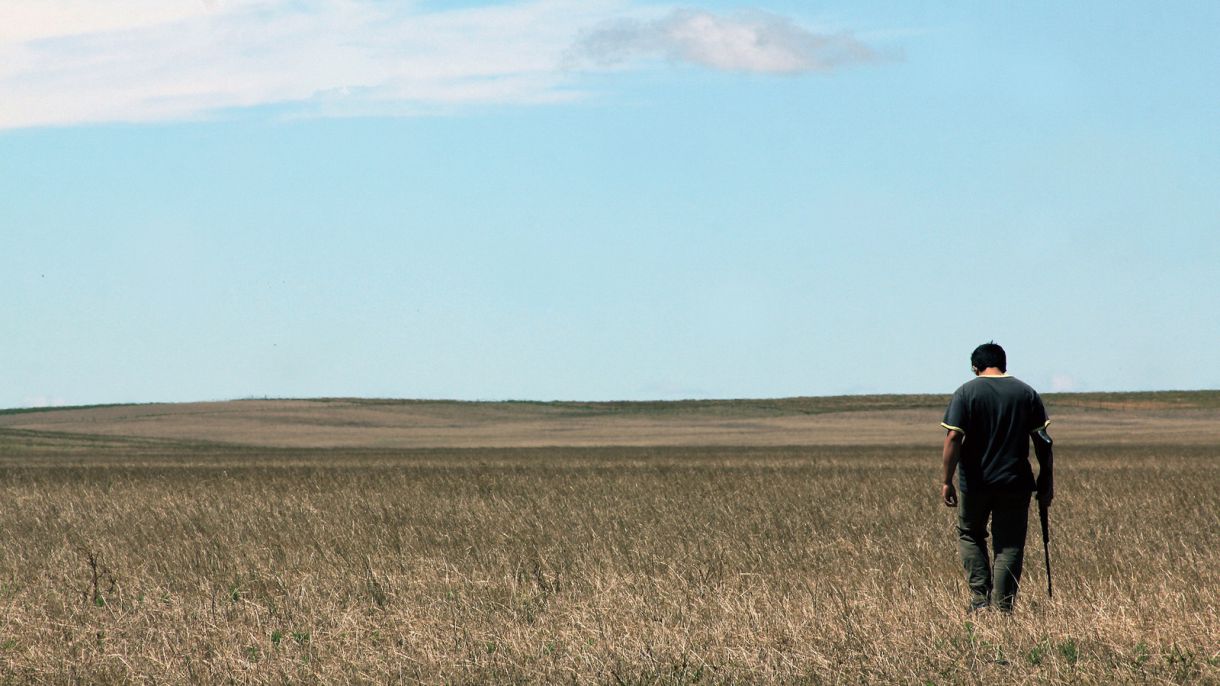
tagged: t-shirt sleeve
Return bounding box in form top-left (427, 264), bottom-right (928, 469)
top-left (941, 390), bottom-right (967, 434)
top-left (1028, 391), bottom-right (1050, 432)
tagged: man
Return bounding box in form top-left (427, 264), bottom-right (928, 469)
top-left (940, 342), bottom-right (1054, 612)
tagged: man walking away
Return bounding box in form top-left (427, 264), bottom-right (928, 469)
top-left (940, 342), bottom-right (1054, 612)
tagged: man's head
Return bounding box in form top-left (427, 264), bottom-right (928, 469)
top-left (971, 342), bottom-right (1007, 374)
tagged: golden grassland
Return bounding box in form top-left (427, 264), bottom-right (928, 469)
top-left (0, 393), bottom-right (1217, 683)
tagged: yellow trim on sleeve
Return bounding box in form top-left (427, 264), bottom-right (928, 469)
top-left (940, 422), bottom-right (965, 434)
top-left (1030, 419), bottom-right (1051, 432)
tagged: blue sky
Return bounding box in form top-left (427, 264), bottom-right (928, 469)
top-left (3, 1), bottom-right (1218, 407)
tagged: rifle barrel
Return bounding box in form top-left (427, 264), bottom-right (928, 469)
top-left (1040, 501), bottom-right (1052, 598)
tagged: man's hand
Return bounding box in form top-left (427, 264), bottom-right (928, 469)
top-left (1037, 482), bottom-right (1054, 507)
top-left (942, 482), bottom-right (958, 507)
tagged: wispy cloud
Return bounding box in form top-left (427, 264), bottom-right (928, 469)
top-left (0, 1), bottom-right (881, 130)
top-left (0, 0), bottom-right (613, 129)
top-left (1050, 374), bottom-right (1079, 392)
top-left (0, 0), bottom-right (221, 44)
top-left (570, 9), bottom-right (878, 74)
top-left (21, 395), bottom-right (67, 409)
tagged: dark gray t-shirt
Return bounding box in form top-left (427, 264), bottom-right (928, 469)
top-left (941, 375), bottom-right (1050, 493)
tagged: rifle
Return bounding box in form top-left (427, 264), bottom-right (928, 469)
top-left (1039, 496), bottom-right (1052, 598)
top-left (1033, 426), bottom-right (1054, 598)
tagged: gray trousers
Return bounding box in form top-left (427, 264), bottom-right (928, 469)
top-left (957, 489), bottom-right (1031, 611)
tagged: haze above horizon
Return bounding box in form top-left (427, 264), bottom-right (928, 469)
top-left (4, 1), bottom-right (1218, 409)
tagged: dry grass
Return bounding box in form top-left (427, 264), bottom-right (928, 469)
top-left (0, 395), bottom-right (1217, 683)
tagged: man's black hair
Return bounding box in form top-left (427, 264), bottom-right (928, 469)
top-left (971, 342), bottom-right (1007, 373)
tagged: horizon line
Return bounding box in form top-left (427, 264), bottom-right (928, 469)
top-left (5, 388), bottom-right (1220, 415)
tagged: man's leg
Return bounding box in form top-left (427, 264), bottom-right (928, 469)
top-left (957, 490), bottom-right (993, 610)
top-left (990, 490), bottom-right (1032, 612)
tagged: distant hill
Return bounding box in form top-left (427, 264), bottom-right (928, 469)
top-left (1, 391), bottom-right (1217, 450)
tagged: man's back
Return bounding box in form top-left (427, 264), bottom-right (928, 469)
top-left (941, 375), bottom-right (1049, 493)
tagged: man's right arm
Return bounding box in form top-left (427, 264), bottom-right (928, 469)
top-left (1032, 427), bottom-right (1054, 506)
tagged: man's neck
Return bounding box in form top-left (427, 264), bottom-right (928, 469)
top-left (976, 367), bottom-right (1007, 377)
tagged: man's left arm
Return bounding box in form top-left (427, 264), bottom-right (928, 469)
top-left (942, 430), bottom-right (962, 507)
top-left (940, 390), bottom-right (968, 507)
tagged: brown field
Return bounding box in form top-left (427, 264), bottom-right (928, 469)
top-left (0, 392), bottom-right (1217, 683)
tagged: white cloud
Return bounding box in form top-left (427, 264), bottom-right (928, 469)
top-left (0, 0), bottom-right (620, 129)
top-left (21, 395), bottom-right (67, 409)
top-left (1050, 374), bottom-right (1078, 392)
top-left (0, 0), bottom-right (224, 44)
top-left (0, 2), bottom-right (880, 129)
top-left (570, 9), bottom-right (877, 74)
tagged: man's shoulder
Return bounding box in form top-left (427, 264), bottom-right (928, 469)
top-left (953, 377), bottom-right (986, 392)
top-left (954, 376), bottom-right (992, 395)
top-left (979, 375), bottom-right (1040, 391)
top-left (955, 375), bottom-right (1043, 400)
top-left (1005, 376), bottom-right (1043, 397)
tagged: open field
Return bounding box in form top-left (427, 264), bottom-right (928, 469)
top-left (1, 393), bottom-right (1217, 683)
top-left (5, 391), bottom-right (1220, 449)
